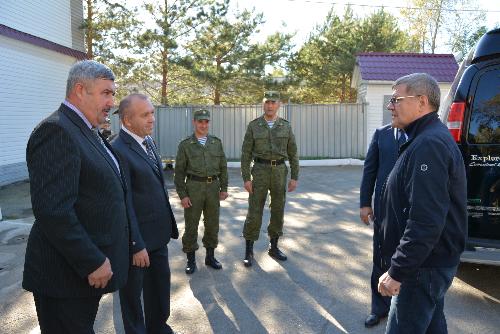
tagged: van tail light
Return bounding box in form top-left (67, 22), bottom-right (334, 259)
top-left (447, 102), bottom-right (466, 142)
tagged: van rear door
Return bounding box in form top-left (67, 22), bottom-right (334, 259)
top-left (463, 65), bottom-right (500, 245)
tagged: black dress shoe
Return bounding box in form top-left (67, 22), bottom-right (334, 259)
top-left (364, 314), bottom-right (380, 328)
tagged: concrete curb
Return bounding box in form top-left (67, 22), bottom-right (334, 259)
top-left (226, 159), bottom-right (365, 168)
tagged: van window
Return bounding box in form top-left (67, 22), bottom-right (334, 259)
top-left (467, 69), bottom-right (500, 144)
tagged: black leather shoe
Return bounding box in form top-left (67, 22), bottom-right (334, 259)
top-left (364, 314), bottom-right (380, 328)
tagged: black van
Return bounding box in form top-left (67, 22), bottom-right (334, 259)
top-left (439, 28), bottom-right (500, 265)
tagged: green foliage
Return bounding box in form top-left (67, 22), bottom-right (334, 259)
top-left (135, 0), bottom-right (222, 105)
top-left (82, 1), bottom-right (140, 59)
top-left (84, 1), bottom-right (484, 106)
top-left (401, 0), bottom-right (487, 54)
top-left (183, 1), bottom-right (293, 104)
top-left (449, 25), bottom-right (488, 62)
top-left (82, 0), bottom-right (142, 101)
top-left (287, 7), bottom-right (416, 103)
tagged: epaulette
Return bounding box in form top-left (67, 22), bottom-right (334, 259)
top-left (208, 134), bottom-right (221, 142)
top-left (181, 136), bottom-right (195, 144)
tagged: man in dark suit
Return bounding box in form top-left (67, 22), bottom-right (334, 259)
top-left (360, 124), bottom-right (405, 327)
top-left (111, 94), bottom-right (179, 334)
top-left (23, 60), bottom-right (130, 333)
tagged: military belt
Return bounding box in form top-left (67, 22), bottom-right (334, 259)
top-left (187, 174), bottom-right (219, 183)
top-left (254, 157), bottom-right (285, 166)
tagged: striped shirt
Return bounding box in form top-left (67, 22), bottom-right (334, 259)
top-left (197, 136), bottom-right (208, 146)
top-left (267, 120), bottom-right (275, 128)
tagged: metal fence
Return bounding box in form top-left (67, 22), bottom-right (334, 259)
top-left (111, 103), bottom-right (367, 160)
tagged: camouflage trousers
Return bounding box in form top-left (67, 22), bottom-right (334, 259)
top-left (243, 163), bottom-right (288, 241)
top-left (182, 179), bottom-right (220, 253)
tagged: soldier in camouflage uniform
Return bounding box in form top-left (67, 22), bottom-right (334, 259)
top-left (241, 91), bottom-right (299, 267)
top-left (174, 109), bottom-right (228, 274)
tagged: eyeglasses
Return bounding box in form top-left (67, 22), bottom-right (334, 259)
top-left (389, 95), bottom-right (421, 105)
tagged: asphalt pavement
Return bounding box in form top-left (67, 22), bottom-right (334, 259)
top-left (0, 166), bottom-right (499, 334)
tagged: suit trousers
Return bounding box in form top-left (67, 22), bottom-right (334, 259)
top-left (371, 262), bottom-right (392, 316)
top-left (119, 245), bottom-right (173, 334)
top-left (371, 221), bottom-right (391, 316)
top-left (33, 293), bottom-right (101, 334)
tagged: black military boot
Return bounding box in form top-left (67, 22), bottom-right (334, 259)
top-left (243, 240), bottom-right (254, 267)
top-left (268, 237), bottom-right (287, 261)
top-left (185, 251), bottom-right (196, 274)
top-left (205, 247), bottom-right (222, 270)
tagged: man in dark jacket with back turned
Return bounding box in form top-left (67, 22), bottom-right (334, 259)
top-left (360, 124), bottom-right (402, 327)
top-left (378, 73), bottom-right (467, 334)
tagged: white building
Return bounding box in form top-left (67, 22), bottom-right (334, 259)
top-left (352, 52), bottom-right (458, 148)
top-left (0, 0), bottom-right (85, 185)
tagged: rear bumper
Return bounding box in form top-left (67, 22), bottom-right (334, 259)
top-left (467, 237), bottom-right (500, 249)
top-left (461, 247), bottom-right (500, 266)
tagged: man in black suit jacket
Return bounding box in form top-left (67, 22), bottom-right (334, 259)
top-left (359, 124), bottom-right (404, 328)
top-left (111, 94), bottom-right (179, 334)
top-left (23, 60), bottom-right (130, 333)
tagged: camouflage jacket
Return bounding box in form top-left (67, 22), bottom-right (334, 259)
top-left (174, 134), bottom-right (228, 199)
top-left (241, 115), bottom-right (299, 182)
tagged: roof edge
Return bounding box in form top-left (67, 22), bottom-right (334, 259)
top-left (0, 24), bottom-right (86, 60)
top-left (361, 79), bottom-right (454, 84)
top-left (356, 52), bottom-right (455, 58)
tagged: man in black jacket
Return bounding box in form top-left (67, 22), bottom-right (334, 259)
top-left (378, 73), bottom-right (467, 334)
top-left (111, 94), bottom-right (179, 334)
top-left (24, 60), bottom-right (130, 333)
top-left (359, 124), bottom-right (402, 327)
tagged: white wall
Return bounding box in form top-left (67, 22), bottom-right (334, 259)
top-left (358, 81), bottom-right (451, 145)
top-left (363, 81), bottom-right (454, 148)
top-left (0, 0), bottom-right (73, 48)
top-left (364, 82), bottom-right (393, 144)
top-left (0, 35), bottom-right (75, 170)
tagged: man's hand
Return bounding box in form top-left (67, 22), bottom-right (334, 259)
top-left (219, 191), bottom-right (228, 201)
top-left (360, 206), bottom-right (374, 225)
top-left (181, 196), bottom-right (192, 208)
top-left (244, 181), bottom-right (253, 194)
top-left (288, 179), bottom-right (297, 192)
top-left (378, 271), bottom-right (401, 297)
top-left (88, 257), bottom-right (113, 289)
top-left (132, 248), bottom-right (150, 268)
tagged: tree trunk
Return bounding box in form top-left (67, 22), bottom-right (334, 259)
top-left (214, 56), bottom-right (222, 105)
top-left (161, 53), bottom-right (168, 105)
top-left (160, 0), bottom-right (169, 105)
top-left (430, 0), bottom-right (444, 54)
top-left (340, 74), bottom-right (346, 102)
top-left (214, 90), bottom-right (220, 105)
top-left (86, 0), bottom-right (93, 59)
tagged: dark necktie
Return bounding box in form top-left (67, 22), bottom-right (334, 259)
top-left (398, 129), bottom-right (407, 148)
top-left (92, 127), bottom-right (121, 174)
top-left (143, 138), bottom-right (160, 175)
top-left (92, 127), bottom-right (107, 149)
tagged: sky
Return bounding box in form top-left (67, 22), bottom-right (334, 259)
top-left (231, 0), bottom-right (500, 52)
